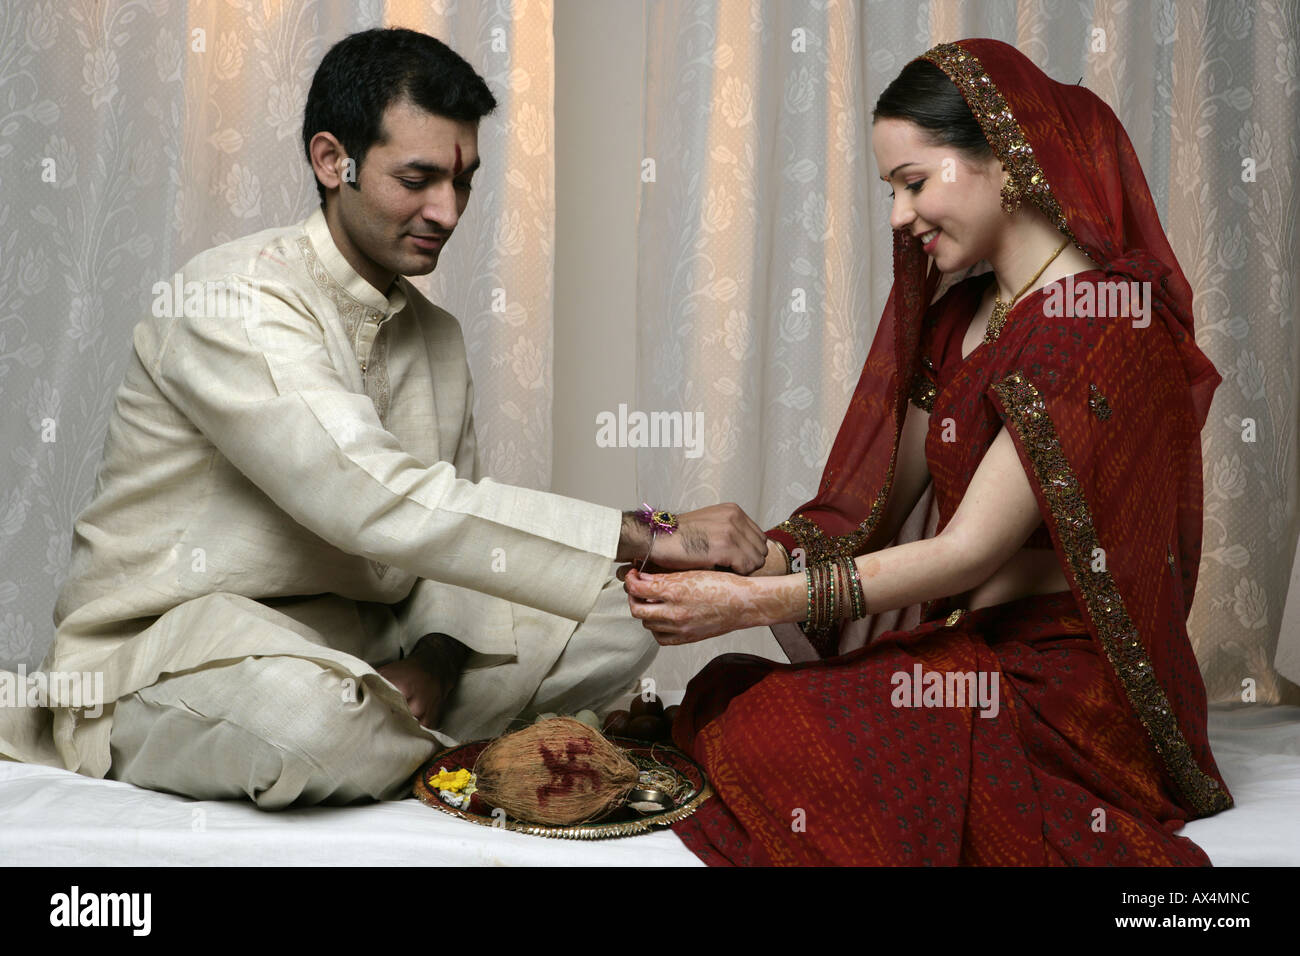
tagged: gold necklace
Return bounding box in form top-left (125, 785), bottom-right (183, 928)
top-left (986, 237), bottom-right (1070, 343)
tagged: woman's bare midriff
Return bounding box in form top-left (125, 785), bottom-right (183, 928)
top-left (960, 545), bottom-right (1072, 611)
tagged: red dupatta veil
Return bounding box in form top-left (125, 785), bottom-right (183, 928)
top-left (764, 39), bottom-right (1230, 819)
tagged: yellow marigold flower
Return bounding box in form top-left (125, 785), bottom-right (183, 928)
top-left (429, 768), bottom-right (474, 793)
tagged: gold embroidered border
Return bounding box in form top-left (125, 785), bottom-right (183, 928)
top-left (919, 43), bottom-right (1080, 248)
top-left (991, 370), bottom-right (1231, 816)
top-left (295, 236), bottom-right (393, 426)
top-left (776, 497), bottom-right (887, 568)
top-left (910, 368), bottom-right (937, 412)
top-left (296, 235), bottom-right (393, 581)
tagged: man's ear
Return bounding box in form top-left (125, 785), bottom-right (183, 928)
top-left (309, 131), bottom-right (353, 192)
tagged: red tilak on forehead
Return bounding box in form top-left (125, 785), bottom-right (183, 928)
top-left (453, 142), bottom-right (463, 176)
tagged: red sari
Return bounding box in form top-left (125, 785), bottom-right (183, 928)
top-left (671, 39), bottom-right (1231, 866)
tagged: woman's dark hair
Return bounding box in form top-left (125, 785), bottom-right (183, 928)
top-left (302, 28), bottom-right (498, 204)
top-left (872, 58), bottom-right (992, 162)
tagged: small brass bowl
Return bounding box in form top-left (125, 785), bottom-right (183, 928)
top-left (625, 788), bottom-right (674, 814)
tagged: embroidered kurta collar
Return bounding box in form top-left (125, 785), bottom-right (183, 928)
top-left (304, 207), bottom-right (409, 317)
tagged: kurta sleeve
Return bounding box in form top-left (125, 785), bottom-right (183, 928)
top-left (145, 276), bottom-right (620, 623)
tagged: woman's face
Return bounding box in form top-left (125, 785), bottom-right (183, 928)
top-left (872, 117), bottom-right (1005, 273)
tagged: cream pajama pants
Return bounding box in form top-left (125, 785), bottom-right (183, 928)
top-left (105, 576), bottom-right (655, 809)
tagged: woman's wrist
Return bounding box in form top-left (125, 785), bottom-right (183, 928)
top-left (749, 572), bottom-right (809, 626)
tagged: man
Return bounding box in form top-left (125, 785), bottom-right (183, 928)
top-left (0, 28), bottom-right (767, 809)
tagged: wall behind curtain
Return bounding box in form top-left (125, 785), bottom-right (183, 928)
top-left (0, 0), bottom-right (554, 671)
top-left (635, 0), bottom-right (1300, 702)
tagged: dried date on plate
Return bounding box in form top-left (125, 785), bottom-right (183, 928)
top-left (630, 694), bottom-right (664, 719)
top-left (626, 714), bottom-right (669, 742)
top-left (603, 709), bottom-right (631, 736)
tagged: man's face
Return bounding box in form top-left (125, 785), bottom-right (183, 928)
top-left (331, 99), bottom-right (480, 291)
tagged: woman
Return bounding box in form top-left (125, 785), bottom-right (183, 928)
top-left (624, 38), bottom-right (1232, 865)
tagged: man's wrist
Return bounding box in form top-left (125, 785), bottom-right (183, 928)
top-left (753, 539), bottom-right (790, 576)
top-left (616, 510), bottom-right (654, 562)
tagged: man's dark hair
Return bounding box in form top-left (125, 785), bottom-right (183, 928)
top-left (872, 58), bottom-right (992, 162)
top-left (302, 28), bottom-right (498, 204)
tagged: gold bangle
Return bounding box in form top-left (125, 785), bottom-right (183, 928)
top-left (773, 539), bottom-right (793, 575)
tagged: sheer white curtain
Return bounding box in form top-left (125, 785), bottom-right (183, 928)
top-left (0, 0), bottom-right (554, 672)
top-left (635, 0), bottom-right (1300, 702)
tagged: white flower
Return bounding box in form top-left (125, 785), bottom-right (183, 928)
top-left (26, 378), bottom-right (60, 429)
top-left (798, 192), bottom-right (832, 241)
top-left (43, 134), bottom-right (78, 189)
top-left (700, 184), bottom-right (735, 234)
top-left (1212, 454), bottom-right (1247, 499)
top-left (1218, 224), bottom-right (1248, 271)
top-left (1233, 351), bottom-right (1266, 401)
top-left (1268, 272), bottom-right (1291, 319)
top-left (1222, 0), bottom-right (1253, 40)
top-left (780, 308), bottom-right (811, 343)
top-left (1153, 0), bottom-right (1178, 44)
top-left (835, 110), bottom-right (857, 163)
top-left (46, 531), bottom-right (70, 581)
top-left (67, 295), bottom-right (102, 352)
top-left (16, 248), bottom-right (49, 297)
top-left (1277, 38), bottom-right (1298, 97)
top-left (265, 83), bottom-right (303, 141)
top-left (1231, 577), bottom-right (1268, 630)
top-left (510, 337), bottom-right (545, 390)
top-left (25, 1), bottom-right (58, 50)
top-left (82, 48), bottom-right (120, 109)
top-left (1237, 120), bottom-right (1272, 171)
top-left (797, 418), bottom-right (832, 470)
top-left (214, 31), bottom-right (247, 81)
top-left (496, 209), bottom-right (525, 256)
top-left (723, 309), bottom-right (751, 361)
top-left (154, 27), bottom-right (182, 83)
top-left (224, 163), bottom-right (262, 218)
top-left (719, 77), bottom-right (754, 128)
top-left (709, 415), bottom-right (739, 462)
top-left (0, 612), bottom-right (34, 665)
top-left (784, 66), bottom-right (815, 114)
top-left (516, 102), bottom-right (548, 156)
top-left (0, 489), bottom-right (27, 537)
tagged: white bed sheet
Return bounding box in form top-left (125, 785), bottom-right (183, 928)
top-left (2, 703), bottom-right (1296, 866)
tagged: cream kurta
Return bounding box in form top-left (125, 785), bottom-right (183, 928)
top-left (0, 209), bottom-right (624, 777)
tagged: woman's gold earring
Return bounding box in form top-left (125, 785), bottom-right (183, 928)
top-left (1000, 175), bottom-right (1022, 215)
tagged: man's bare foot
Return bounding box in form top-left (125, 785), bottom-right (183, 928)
top-left (376, 633), bottom-right (468, 730)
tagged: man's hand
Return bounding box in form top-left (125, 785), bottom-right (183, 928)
top-left (375, 633), bottom-right (467, 730)
top-left (617, 503), bottom-right (767, 574)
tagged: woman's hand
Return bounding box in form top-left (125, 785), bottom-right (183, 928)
top-left (624, 568), bottom-right (798, 645)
